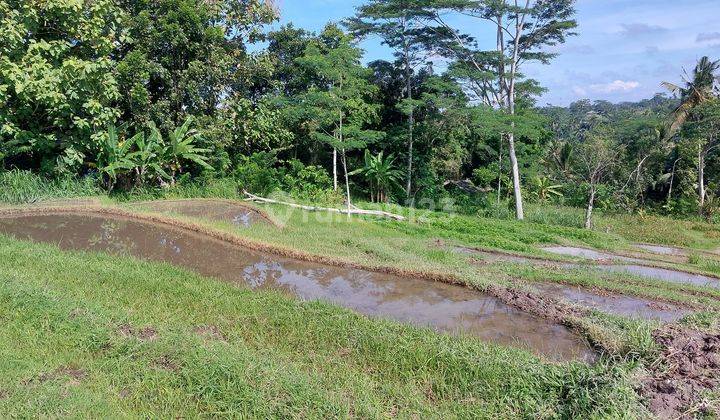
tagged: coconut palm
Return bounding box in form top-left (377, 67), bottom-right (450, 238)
top-left (662, 56), bottom-right (720, 137)
top-left (350, 150), bottom-right (404, 203)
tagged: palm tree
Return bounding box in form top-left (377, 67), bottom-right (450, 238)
top-left (662, 56), bottom-right (719, 137)
top-left (350, 150), bottom-right (404, 203)
top-left (663, 57), bottom-right (720, 211)
top-left (96, 125), bottom-right (142, 191)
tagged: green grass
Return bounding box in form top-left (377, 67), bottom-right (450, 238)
top-left (0, 170), bottom-right (101, 204)
top-left (120, 201), bottom-right (720, 357)
top-left (0, 236), bottom-right (646, 418)
top-left (2, 173), bottom-right (720, 416)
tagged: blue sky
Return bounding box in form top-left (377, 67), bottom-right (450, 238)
top-left (268, 0), bottom-right (720, 105)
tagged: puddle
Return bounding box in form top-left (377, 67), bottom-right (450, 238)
top-left (0, 212), bottom-right (594, 362)
top-left (533, 283), bottom-right (690, 322)
top-left (132, 199), bottom-right (267, 227)
top-left (635, 244), bottom-right (687, 256)
top-left (542, 246), bottom-right (641, 263)
top-left (600, 265), bottom-right (720, 290)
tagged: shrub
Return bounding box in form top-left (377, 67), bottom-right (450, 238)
top-left (233, 152), bottom-right (281, 195)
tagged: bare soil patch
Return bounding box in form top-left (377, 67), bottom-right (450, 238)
top-left (641, 325), bottom-right (720, 419)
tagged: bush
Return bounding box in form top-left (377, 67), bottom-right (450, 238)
top-left (233, 152), bottom-right (281, 196)
top-left (281, 160), bottom-right (341, 205)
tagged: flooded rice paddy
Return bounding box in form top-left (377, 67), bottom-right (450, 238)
top-left (541, 246), bottom-right (641, 263)
top-left (132, 199), bottom-right (267, 227)
top-left (0, 212), bottom-right (594, 362)
top-left (634, 244), bottom-right (687, 256)
top-left (532, 283), bottom-right (690, 322)
top-left (601, 265), bottom-right (720, 289)
top-left (541, 246), bottom-right (720, 289)
top-left (456, 247), bottom-right (692, 320)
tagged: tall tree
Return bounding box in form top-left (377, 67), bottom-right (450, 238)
top-left (574, 125), bottom-right (622, 229)
top-left (680, 99), bottom-right (720, 212)
top-left (662, 56), bottom-right (720, 137)
top-left (415, 0), bottom-right (577, 219)
top-left (115, 0), bottom-right (277, 131)
top-left (291, 24), bottom-right (384, 208)
top-left (348, 1), bottom-right (435, 200)
top-left (663, 57), bottom-right (720, 211)
top-left (0, 0), bottom-right (122, 174)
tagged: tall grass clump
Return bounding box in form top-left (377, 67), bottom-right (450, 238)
top-left (525, 204), bottom-right (587, 229)
top-left (0, 170), bottom-right (101, 204)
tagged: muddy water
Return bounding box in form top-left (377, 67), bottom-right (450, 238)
top-left (533, 283), bottom-right (690, 322)
top-left (0, 213), bottom-right (594, 362)
top-left (600, 265), bottom-right (720, 289)
top-left (542, 246), bottom-right (640, 263)
top-left (635, 244), bottom-right (687, 257)
top-left (134, 200), bottom-right (266, 227)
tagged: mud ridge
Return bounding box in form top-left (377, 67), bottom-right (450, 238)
top-left (640, 325), bottom-right (720, 419)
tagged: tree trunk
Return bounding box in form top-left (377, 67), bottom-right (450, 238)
top-left (585, 186), bottom-right (596, 229)
top-left (505, 9), bottom-right (525, 221)
top-left (699, 149), bottom-right (705, 214)
top-left (342, 149), bottom-right (351, 212)
top-left (497, 133), bottom-right (503, 205)
top-left (508, 131), bottom-right (524, 220)
top-left (667, 158), bottom-right (679, 204)
top-left (406, 128), bottom-right (413, 201)
top-left (403, 21), bottom-right (414, 202)
top-left (333, 147), bottom-right (338, 191)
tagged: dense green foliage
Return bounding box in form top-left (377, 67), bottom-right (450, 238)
top-left (1, 0), bottom-right (719, 225)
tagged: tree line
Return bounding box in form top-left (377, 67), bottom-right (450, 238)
top-left (1, 0), bottom-right (719, 226)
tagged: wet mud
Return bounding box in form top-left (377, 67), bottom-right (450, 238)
top-left (641, 326), bottom-right (720, 419)
top-left (0, 212), bottom-right (594, 362)
top-left (131, 199), bottom-right (271, 227)
top-left (453, 247), bottom-right (537, 264)
top-left (532, 283), bottom-right (690, 322)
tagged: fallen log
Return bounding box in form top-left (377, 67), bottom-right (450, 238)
top-left (243, 191), bottom-right (406, 221)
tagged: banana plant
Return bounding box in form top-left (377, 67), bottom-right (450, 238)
top-left (95, 124), bottom-right (141, 191)
top-left (532, 176), bottom-right (564, 203)
top-left (132, 130), bottom-right (169, 186)
top-left (350, 150), bottom-right (403, 203)
top-left (153, 117), bottom-right (213, 186)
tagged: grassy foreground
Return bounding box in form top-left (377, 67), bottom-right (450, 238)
top-left (0, 236), bottom-right (644, 418)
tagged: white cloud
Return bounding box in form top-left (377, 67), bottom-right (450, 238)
top-left (589, 80), bottom-right (641, 93)
top-left (572, 86), bottom-right (588, 96)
